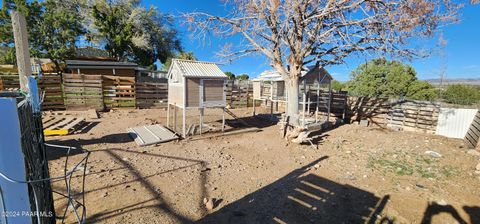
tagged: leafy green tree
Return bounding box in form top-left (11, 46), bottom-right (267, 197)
top-left (36, 0), bottom-right (85, 71)
top-left (406, 80), bottom-right (437, 101)
top-left (161, 51), bottom-right (196, 71)
top-left (0, 0), bottom-right (43, 65)
top-left (331, 80), bottom-right (346, 91)
top-left (348, 58), bottom-right (436, 100)
top-left (91, 0), bottom-right (181, 67)
top-left (236, 73), bottom-right (249, 80)
top-left (443, 84), bottom-right (480, 105)
top-left (0, 0), bottom-right (85, 70)
top-left (224, 71), bottom-right (235, 80)
top-left (0, 46), bottom-right (16, 64)
top-left (348, 58), bottom-right (415, 98)
top-left (91, 2), bottom-right (134, 61)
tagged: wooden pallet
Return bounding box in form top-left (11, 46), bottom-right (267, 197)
top-left (42, 116), bottom-right (85, 136)
top-left (465, 110), bottom-right (480, 149)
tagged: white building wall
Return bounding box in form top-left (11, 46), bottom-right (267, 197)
top-left (436, 108), bottom-right (478, 139)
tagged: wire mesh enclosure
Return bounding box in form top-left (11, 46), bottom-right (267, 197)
top-left (0, 93), bottom-right (90, 224)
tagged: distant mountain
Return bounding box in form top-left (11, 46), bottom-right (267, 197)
top-left (424, 78), bottom-right (480, 86)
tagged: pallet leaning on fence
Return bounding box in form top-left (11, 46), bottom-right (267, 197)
top-left (37, 74), bottom-right (65, 110)
top-left (387, 101), bottom-right (439, 134)
top-left (42, 116), bottom-right (85, 136)
top-left (464, 110), bottom-right (480, 149)
top-left (103, 75), bottom-right (135, 108)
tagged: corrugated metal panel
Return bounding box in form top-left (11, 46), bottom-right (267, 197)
top-left (174, 59), bottom-right (227, 78)
top-left (436, 108), bottom-right (478, 139)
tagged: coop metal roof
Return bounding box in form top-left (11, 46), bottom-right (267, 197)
top-left (252, 70), bottom-right (307, 82)
top-left (252, 70), bottom-right (285, 82)
top-left (253, 65), bottom-right (332, 83)
top-left (172, 59), bottom-right (227, 78)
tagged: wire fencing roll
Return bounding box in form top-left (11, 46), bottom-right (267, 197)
top-left (0, 94), bottom-right (89, 224)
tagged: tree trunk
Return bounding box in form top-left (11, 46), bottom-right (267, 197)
top-left (286, 76), bottom-right (300, 126)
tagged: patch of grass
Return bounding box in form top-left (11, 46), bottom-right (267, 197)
top-left (367, 152), bottom-right (460, 179)
top-left (368, 157), bottom-right (414, 176)
top-left (440, 165), bottom-right (459, 177)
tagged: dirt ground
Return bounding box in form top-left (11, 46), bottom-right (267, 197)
top-left (44, 107), bottom-right (480, 224)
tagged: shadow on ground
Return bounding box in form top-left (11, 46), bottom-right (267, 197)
top-left (421, 203), bottom-right (480, 224)
top-left (45, 133), bottom-right (133, 160)
top-left (224, 114), bottom-right (280, 129)
top-left (199, 157), bottom-right (391, 224)
top-left (49, 145), bottom-right (209, 223)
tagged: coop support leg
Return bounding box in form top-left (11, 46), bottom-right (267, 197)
top-left (222, 107), bottom-right (225, 132)
top-left (270, 100), bottom-right (273, 119)
top-left (167, 104), bottom-right (170, 128)
top-left (182, 107), bottom-right (186, 138)
top-left (174, 104), bottom-right (177, 132)
top-left (199, 108), bottom-right (204, 135)
top-left (316, 83), bottom-right (319, 123)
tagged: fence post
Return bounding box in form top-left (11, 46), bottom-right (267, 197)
top-left (11, 11), bottom-right (32, 93)
top-left (246, 81), bottom-right (250, 108)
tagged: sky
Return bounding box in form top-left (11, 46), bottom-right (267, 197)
top-left (145, 0), bottom-right (480, 81)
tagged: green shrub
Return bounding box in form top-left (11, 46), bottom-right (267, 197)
top-left (442, 84), bottom-right (480, 105)
top-left (347, 58), bottom-right (437, 100)
top-left (331, 80), bottom-right (346, 91)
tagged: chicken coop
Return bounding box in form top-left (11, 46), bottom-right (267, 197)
top-left (166, 59), bottom-right (228, 137)
top-left (252, 65), bottom-right (333, 128)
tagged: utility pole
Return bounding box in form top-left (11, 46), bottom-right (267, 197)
top-left (11, 10), bottom-right (32, 93)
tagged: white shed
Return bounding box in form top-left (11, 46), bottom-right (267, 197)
top-left (166, 59), bottom-right (228, 137)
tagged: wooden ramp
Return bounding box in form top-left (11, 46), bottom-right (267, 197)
top-left (224, 108), bottom-right (251, 127)
top-left (127, 124), bottom-right (178, 146)
top-left (43, 116), bottom-right (85, 136)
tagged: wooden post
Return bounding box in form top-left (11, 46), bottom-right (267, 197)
top-left (246, 81), bottom-right (250, 108)
top-left (270, 100), bottom-right (273, 118)
top-left (222, 107), bottom-right (225, 132)
top-left (253, 99), bottom-right (256, 116)
top-left (302, 81), bottom-right (306, 127)
top-left (315, 82), bottom-right (320, 123)
top-left (182, 107), bottom-right (186, 138)
top-left (307, 93), bottom-right (311, 116)
top-left (199, 108), bottom-right (204, 135)
top-left (229, 80), bottom-right (234, 107)
top-left (174, 103), bottom-right (177, 132)
top-left (270, 83), bottom-right (273, 102)
top-left (11, 10), bottom-right (32, 93)
top-left (327, 82), bottom-right (332, 122)
top-left (167, 104), bottom-right (170, 128)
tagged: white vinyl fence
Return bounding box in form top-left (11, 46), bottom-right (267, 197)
top-left (436, 108), bottom-right (478, 139)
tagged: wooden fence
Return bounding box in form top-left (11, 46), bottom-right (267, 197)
top-left (37, 74), bottom-right (64, 110)
top-left (135, 82), bottom-right (168, 108)
top-left (63, 74), bottom-right (104, 110)
top-left (307, 90), bottom-right (348, 118)
top-left (0, 75), bottom-right (20, 90)
top-left (226, 80), bottom-right (253, 108)
top-left (388, 101), bottom-right (440, 133)
top-left (63, 74), bottom-right (168, 110)
top-left (346, 97), bottom-right (440, 133)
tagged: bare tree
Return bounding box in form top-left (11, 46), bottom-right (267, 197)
top-left (184, 0), bottom-right (469, 131)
